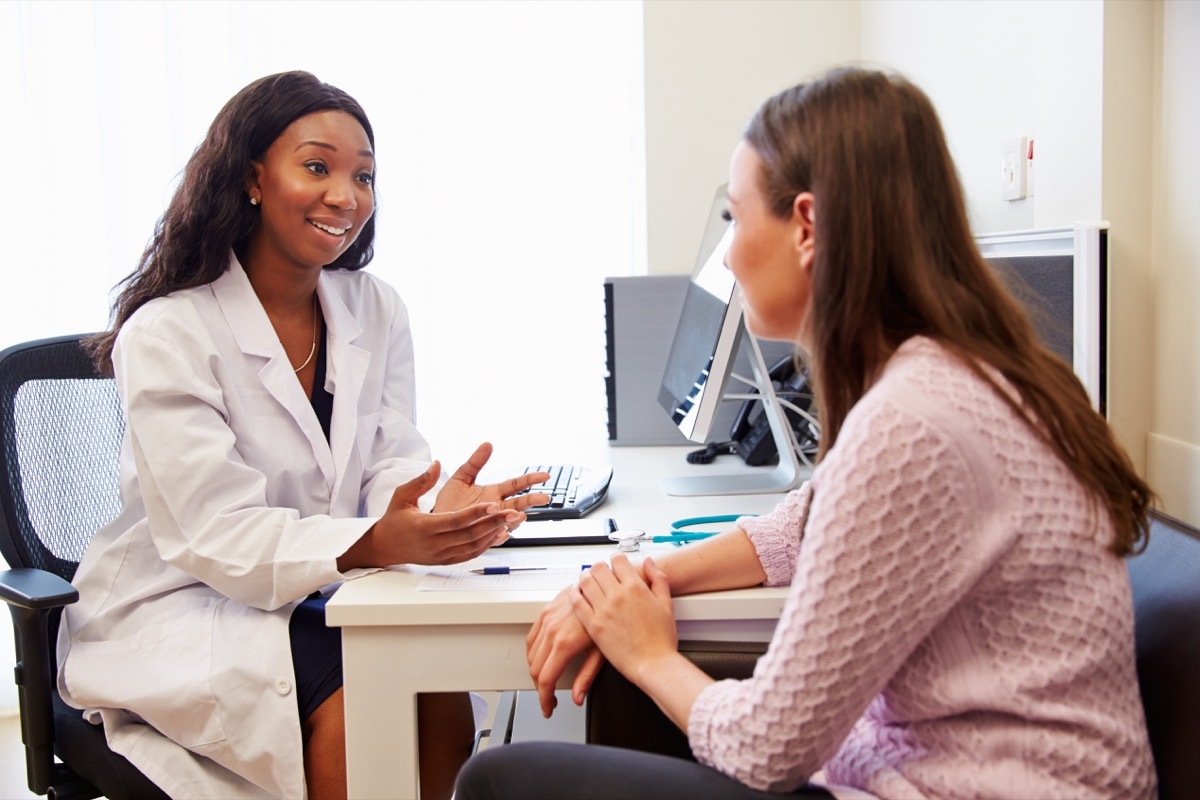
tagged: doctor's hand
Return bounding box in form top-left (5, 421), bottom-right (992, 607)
top-left (338, 462), bottom-right (519, 570)
top-left (527, 587), bottom-right (606, 718)
top-left (433, 442), bottom-right (551, 519)
top-left (569, 555), bottom-right (677, 682)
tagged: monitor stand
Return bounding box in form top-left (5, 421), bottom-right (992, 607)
top-left (662, 335), bottom-right (811, 497)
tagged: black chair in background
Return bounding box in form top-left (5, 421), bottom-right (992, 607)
top-left (1128, 513), bottom-right (1200, 800)
top-left (586, 640), bottom-right (766, 759)
top-left (586, 514), bottom-right (1200, 800)
top-left (0, 334), bottom-right (168, 800)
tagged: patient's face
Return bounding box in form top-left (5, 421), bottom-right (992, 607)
top-left (723, 142), bottom-right (811, 345)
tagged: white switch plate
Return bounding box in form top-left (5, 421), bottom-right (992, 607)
top-left (1002, 136), bottom-right (1027, 201)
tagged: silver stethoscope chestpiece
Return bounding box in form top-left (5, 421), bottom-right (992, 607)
top-left (608, 529), bottom-right (651, 552)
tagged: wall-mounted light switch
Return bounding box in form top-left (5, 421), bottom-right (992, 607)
top-left (1002, 136), bottom-right (1028, 201)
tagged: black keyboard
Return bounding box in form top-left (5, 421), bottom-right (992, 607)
top-left (516, 464), bottom-right (613, 520)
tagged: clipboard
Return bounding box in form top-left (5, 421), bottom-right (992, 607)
top-left (500, 517), bottom-right (617, 547)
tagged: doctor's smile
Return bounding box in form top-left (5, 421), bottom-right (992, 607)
top-left (309, 219), bottom-right (352, 237)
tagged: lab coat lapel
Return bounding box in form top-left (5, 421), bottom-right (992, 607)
top-left (211, 257), bottom-right (336, 488)
top-left (318, 276), bottom-right (369, 512)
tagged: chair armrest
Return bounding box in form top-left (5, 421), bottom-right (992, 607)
top-left (0, 567), bottom-right (79, 610)
top-left (1, 568), bottom-right (79, 795)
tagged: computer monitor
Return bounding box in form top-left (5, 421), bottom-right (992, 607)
top-left (976, 223), bottom-right (1108, 414)
top-left (656, 186), bottom-right (808, 497)
top-left (657, 187), bottom-right (741, 443)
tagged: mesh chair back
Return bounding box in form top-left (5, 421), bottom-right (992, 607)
top-left (0, 335), bottom-right (123, 582)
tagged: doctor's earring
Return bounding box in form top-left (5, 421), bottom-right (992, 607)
top-left (249, 196), bottom-right (259, 206)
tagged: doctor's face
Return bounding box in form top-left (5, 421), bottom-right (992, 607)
top-left (245, 110), bottom-right (376, 274)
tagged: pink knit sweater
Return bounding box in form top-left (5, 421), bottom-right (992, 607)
top-left (688, 337), bottom-right (1156, 799)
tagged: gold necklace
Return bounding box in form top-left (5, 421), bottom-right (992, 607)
top-left (293, 293), bottom-right (318, 373)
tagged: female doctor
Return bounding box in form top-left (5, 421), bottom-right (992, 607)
top-left (57, 71), bottom-right (545, 800)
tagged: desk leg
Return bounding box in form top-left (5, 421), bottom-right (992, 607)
top-left (340, 623), bottom-right (577, 800)
top-left (342, 626), bottom-right (420, 798)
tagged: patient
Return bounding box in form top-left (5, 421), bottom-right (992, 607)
top-left (456, 66), bottom-right (1158, 799)
top-left (57, 71), bottom-right (547, 800)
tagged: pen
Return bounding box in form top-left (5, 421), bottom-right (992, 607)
top-left (652, 532), bottom-right (718, 543)
top-left (470, 565), bottom-right (592, 575)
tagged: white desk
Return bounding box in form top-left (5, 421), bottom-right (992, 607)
top-left (326, 446), bottom-right (800, 799)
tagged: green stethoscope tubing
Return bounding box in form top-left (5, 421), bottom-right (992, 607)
top-left (668, 513), bottom-right (756, 536)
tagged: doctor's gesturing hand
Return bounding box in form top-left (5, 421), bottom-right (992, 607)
top-left (337, 460), bottom-right (524, 569)
top-left (434, 442), bottom-right (551, 516)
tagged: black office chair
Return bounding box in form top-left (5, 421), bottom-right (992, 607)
top-left (586, 515), bottom-right (1200, 799)
top-left (1128, 514), bottom-right (1200, 800)
top-left (0, 334), bottom-right (169, 800)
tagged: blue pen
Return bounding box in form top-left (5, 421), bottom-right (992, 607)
top-left (470, 565), bottom-right (592, 575)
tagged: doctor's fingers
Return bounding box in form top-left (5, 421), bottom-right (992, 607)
top-left (422, 501), bottom-right (511, 533)
top-left (495, 471), bottom-right (552, 499)
top-left (433, 513), bottom-right (517, 555)
top-left (447, 442), bottom-right (494, 486)
top-left (416, 525), bottom-right (508, 566)
top-left (503, 491), bottom-right (550, 513)
top-left (388, 462), bottom-right (443, 508)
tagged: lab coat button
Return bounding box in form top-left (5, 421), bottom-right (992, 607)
top-left (276, 679), bottom-right (292, 696)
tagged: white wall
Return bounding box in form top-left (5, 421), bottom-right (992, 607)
top-left (863, 1), bottom-right (1043, 234)
top-left (1147, 0), bottom-right (1200, 526)
top-left (642, 0), bottom-right (859, 275)
top-left (1099, 0), bottom-right (1156, 503)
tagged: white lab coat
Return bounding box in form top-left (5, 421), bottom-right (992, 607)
top-left (57, 254), bottom-right (433, 799)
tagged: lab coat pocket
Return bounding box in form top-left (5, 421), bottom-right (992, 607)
top-left (62, 604), bottom-right (227, 748)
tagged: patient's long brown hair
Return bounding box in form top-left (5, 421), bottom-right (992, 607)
top-left (744, 67), bottom-right (1151, 555)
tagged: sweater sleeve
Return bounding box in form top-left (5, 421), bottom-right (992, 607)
top-left (739, 481), bottom-right (813, 586)
top-left (688, 391), bottom-right (1010, 792)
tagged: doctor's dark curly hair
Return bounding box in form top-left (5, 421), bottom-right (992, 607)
top-left (86, 71), bottom-right (377, 373)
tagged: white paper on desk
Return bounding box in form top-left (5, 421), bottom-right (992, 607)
top-left (417, 550), bottom-right (602, 591)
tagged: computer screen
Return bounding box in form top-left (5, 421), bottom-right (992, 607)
top-left (656, 186), bottom-right (741, 442)
top-left (976, 224), bottom-right (1108, 414)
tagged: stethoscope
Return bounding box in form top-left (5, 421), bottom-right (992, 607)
top-left (608, 514), bottom-right (751, 552)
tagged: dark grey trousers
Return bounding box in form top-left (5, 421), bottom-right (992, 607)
top-left (454, 741), bottom-right (836, 800)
